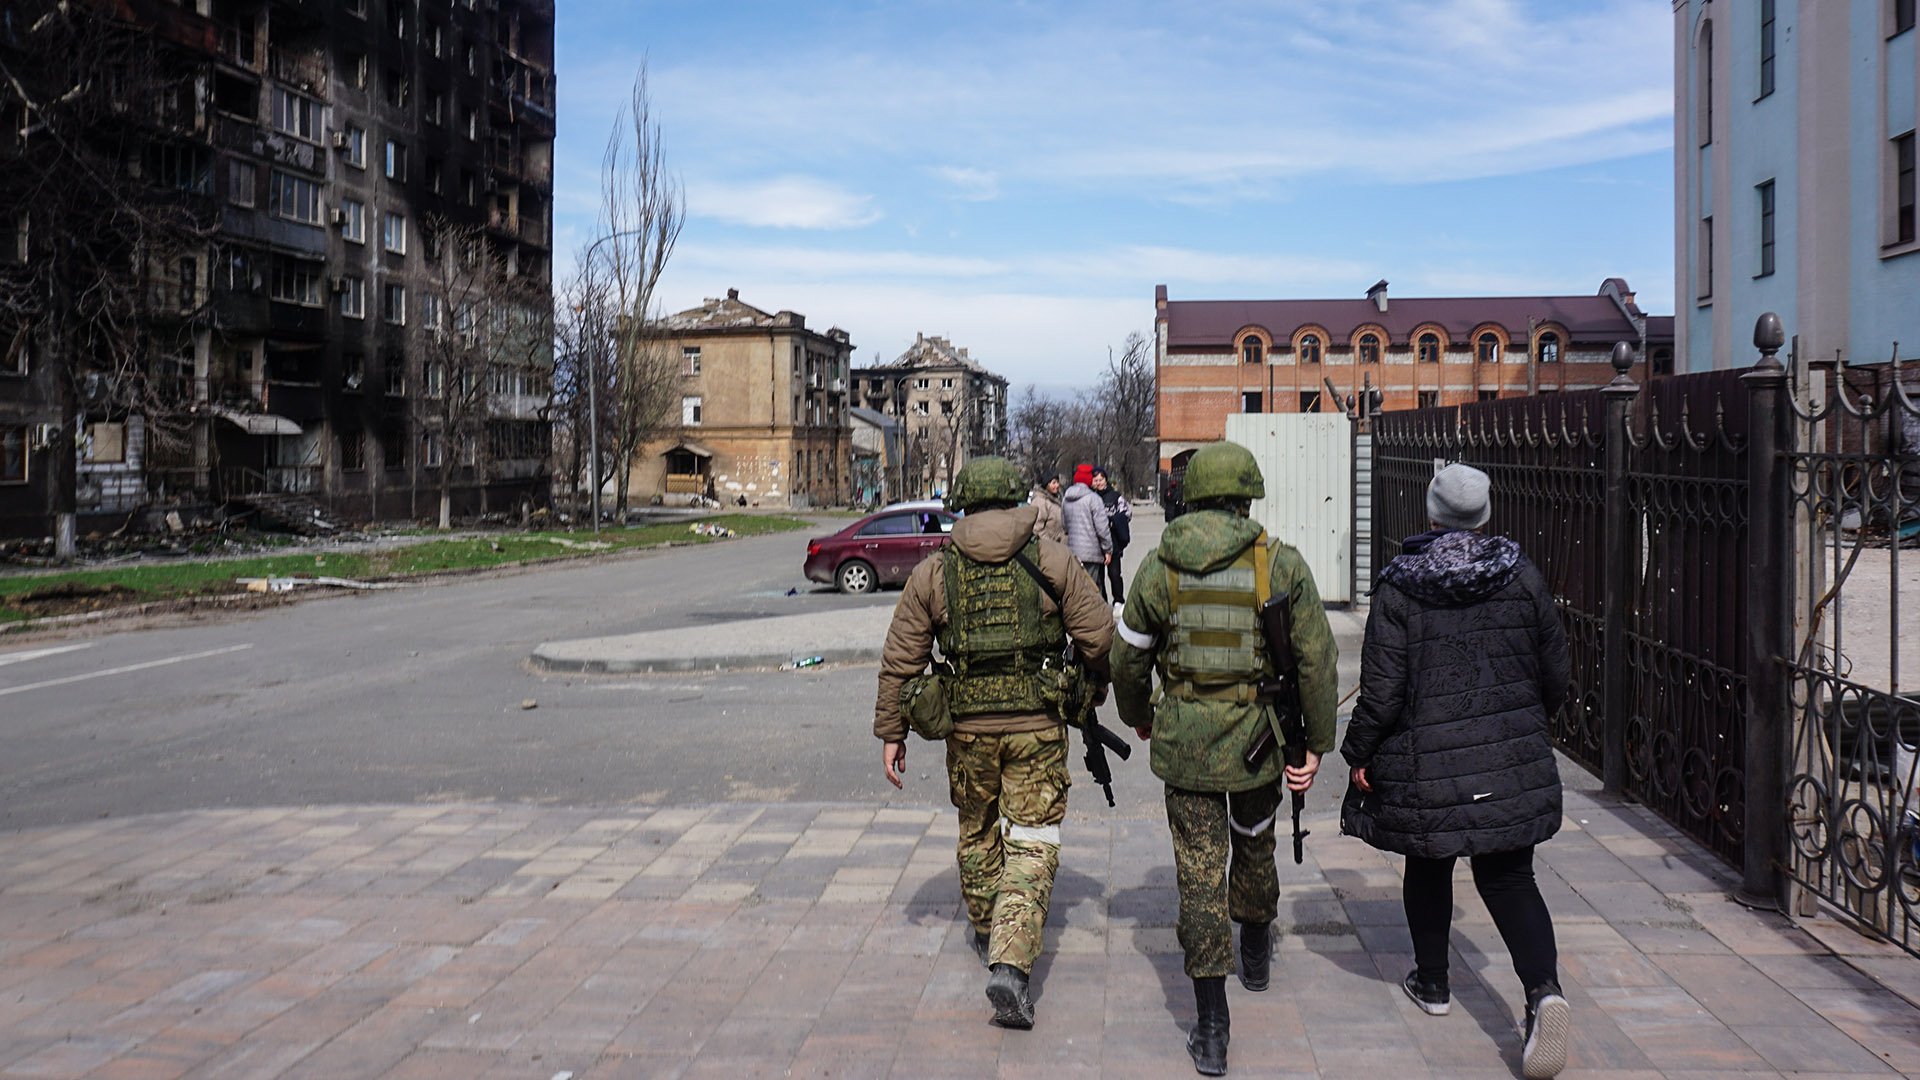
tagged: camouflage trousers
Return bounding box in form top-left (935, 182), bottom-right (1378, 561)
top-left (1165, 782), bottom-right (1284, 978)
top-left (947, 726), bottom-right (1071, 974)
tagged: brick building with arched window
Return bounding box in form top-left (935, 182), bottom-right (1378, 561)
top-left (1152, 278), bottom-right (1674, 471)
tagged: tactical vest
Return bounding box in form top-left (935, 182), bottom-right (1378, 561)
top-left (938, 539), bottom-right (1066, 716)
top-left (1160, 533), bottom-right (1272, 703)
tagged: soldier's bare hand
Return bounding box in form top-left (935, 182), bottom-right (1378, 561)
top-left (1350, 766), bottom-right (1372, 793)
top-left (1284, 750), bottom-right (1322, 793)
top-left (883, 741), bottom-right (907, 789)
top-left (1133, 725), bottom-right (1152, 741)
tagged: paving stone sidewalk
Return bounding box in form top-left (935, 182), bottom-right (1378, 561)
top-left (1, 792), bottom-right (1918, 1079)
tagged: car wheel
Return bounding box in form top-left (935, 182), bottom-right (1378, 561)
top-left (836, 559), bottom-right (876, 594)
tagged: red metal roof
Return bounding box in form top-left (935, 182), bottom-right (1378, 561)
top-left (1162, 292), bottom-right (1656, 349)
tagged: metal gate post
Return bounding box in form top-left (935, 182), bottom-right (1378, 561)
top-left (1737, 313), bottom-right (1792, 910)
top-left (1600, 342), bottom-right (1641, 794)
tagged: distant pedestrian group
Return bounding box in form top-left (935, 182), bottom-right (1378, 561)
top-left (874, 449), bottom-right (1573, 1078)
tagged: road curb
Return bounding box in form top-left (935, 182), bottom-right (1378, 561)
top-left (529, 643), bottom-right (882, 674)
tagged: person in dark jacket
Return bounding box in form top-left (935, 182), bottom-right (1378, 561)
top-left (1339, 463), bottom-right (1574, 1080)
top-left (1090, 467), bottom-right (1132, 603)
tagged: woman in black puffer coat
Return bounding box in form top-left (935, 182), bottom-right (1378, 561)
top-left (1340, 463), bottom-right (1573, 1080)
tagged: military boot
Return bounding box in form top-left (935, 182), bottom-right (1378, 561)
top-left (969, 928), bottom-right (991, 968)
top-left (985, 963), bottom-right (1035, 1030)
top-left (1187, 975), bottom-right (1230, 1075)
top-left (1236, 921), bottom-right (1272, 992)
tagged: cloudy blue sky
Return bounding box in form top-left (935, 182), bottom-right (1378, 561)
top-left (553, 0), bottom-right (1675, 393)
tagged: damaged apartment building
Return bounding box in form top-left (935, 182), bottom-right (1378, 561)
top-left (854, 334), bottom-right (1009, 499)
top-left (0, 0), bottom-right (556, 540)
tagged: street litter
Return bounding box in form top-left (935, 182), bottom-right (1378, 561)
top-left (520, 699), bottom-right (538, 710)
top-left (690, 522), bottom-right (735, 538)
top-left (237, 576), bottom-right (403, 593)
top-left (786, 655), bottom-right (825, 669)
top-left (543, 537), bottom-right (613, 551)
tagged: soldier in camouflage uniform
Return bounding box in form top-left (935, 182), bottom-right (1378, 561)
top-left (874, 456), bottom-right (1114, 1030)
top-left (1111, 441), bottom-right (1339, 1076)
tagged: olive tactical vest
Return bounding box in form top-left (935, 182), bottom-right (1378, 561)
top-left (1160, 533), bottom-right (1272, 702)
top-left (938, 539), bottom-right (1065, 716)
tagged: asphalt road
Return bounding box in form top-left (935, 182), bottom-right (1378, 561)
top-left (0, 509), bottom-right (1223, 831)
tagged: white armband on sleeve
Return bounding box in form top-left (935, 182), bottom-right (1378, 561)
top-left (1116, 619), bottom-right (1156, 650)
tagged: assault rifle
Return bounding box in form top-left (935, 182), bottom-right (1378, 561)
top-left (1062, 653), bottom-right (1133, 807)
top-left (1010, 550), bottom-right (1132, 807)
top-left (1244, 594), bottom-right (1310, 863)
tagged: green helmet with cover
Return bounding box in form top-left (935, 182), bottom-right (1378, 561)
top-left (947, 455), bottom-right (1027, 512)
top-left (1181, 441), bottom-right (1265, 503)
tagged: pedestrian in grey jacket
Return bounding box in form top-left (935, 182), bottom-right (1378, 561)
top-left (1062, 463), bottom-right (1112, 596)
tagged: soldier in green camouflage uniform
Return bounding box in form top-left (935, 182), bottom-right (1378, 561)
top-left (1111, 441), bottom-right (1339, 1076)
top-left (874, 456), bottom-right (1113, 1030)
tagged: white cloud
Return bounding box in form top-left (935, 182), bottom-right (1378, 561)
top-left (637, 0), bottom-right (1671, 201)
top-left (673, 243), bottom-right (1004, 281)
top-left (686, 176), bottom-right (882, 230)
top-left (931, 166), bottom-right (1000, 202)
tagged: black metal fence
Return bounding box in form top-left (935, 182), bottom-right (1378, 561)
top-left (1367, 326), bottom-right (1920, 955)
top-left (1782, 356), bottom-right (1920, 953)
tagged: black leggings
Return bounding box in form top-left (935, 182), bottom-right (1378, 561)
top-left (1403, 846), bottom-right (1557, 993)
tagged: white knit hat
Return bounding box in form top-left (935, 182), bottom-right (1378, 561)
top-left (1427, 463), bottom-right (1491, 530)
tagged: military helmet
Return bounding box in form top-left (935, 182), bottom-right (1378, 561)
top-left (946, 456), bottom-right (1027, 512)
top-left (1181, 441), bottom-right (1265, 502)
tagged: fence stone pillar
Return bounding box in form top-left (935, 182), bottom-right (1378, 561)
top-left (1600, 342), bottom-right (1641, 794)
top-left (1737, 312), bottom-right (1793, 910)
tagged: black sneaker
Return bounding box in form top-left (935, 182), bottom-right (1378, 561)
top-left (1522, 983), bottom-right (1570, 1078)
top-left (969, 928), bottom-right (990, 968)
top-left (1402, 969), bottom-right (1450, 1016)
top-left (985, 963), bottom-right (1035, 1030)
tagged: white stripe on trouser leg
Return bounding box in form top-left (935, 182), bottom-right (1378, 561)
top-left (1115, 619), bottom-right (1156, 650)
top-left (1229, 812), bottom-right (1277, 838)
top-left (1005, 823), bottom-right (1062, 846)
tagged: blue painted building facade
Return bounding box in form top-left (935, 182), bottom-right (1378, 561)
top-left (1675, 0), bottom-right (1919, 370)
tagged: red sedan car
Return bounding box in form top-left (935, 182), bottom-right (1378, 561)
top-left (804, 507), bottom-right (958, 593)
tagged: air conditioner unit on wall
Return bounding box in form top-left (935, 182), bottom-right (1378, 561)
top-left (329, 207), bottom-right (346, 225)
top-left (30, 424), bottom-right (58, 451)
top-left (331, 131), bottom-right (348, 149)
top-left (331, 275), bottom-right (348, 293)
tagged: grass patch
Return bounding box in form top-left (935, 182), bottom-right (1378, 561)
top-left (0, 514), bottom-right (808, 622)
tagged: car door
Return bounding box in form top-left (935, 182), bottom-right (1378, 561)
top-left (852, 512), bottom-right (918, 582)
top-left (911, 511), bottom-right (956, 573)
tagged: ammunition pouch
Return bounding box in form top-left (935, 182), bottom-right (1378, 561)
top-left (1036, 656), bottom-right (1085, 719)
top-left (901, 669), bottom-right (953, 741)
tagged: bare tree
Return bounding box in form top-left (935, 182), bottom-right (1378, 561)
top-left (1099, 331), bottom-right (1157, 494)
top-left (1008, 385), bottom-right (1069, 485)
top-left (409, 218), bottom-right (549, 528)
top-left (1, 2), bottom-right (217, 555)
top-left (587, 67), bottom-right (683, 517)
top-left (551, 270), bottom-right (613, 521)
top-left (1005, 331), bottom-right (1155, 495)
